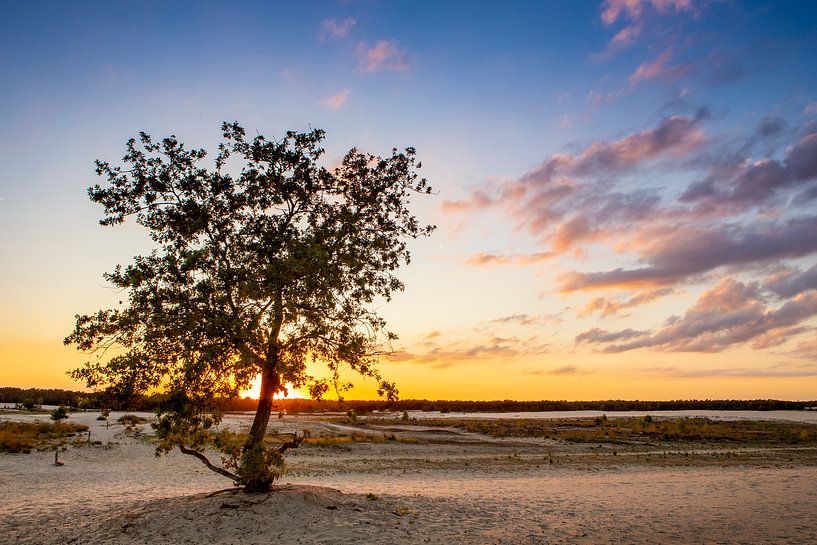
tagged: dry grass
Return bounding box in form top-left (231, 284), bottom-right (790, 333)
top-left (0, 421), bottom-right (90, 453)
top-left (206, 428), bottom-right (415, 451)
top-left (368, 416), bottom-right (817, 446)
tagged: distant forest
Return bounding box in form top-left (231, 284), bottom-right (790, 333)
top-left (2, 387), bottom-right (815, 413)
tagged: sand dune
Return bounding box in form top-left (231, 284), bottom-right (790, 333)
top-left (2, 411), bottom-right (817, 544)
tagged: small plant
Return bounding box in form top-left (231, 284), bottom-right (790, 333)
top-left (636, 415), bottom-right (653, 428)
top-left (366, 493), bottom-right (379, 501)
top-left (345, 409), bottom-right (357, 423)
top-left (401, 410), bottom-right (410, 421)
top-left (50, 406), bottom-right (70, 423)
top-left (117, 414), bottom-right (148, 425)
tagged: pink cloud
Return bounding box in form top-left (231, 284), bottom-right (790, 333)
top-left (319, 88), bottom-right (350, 111)
top-left (578, 287), bottom-right (675, 318)
top-left (576, 278), bottom-right (817, 353)
top-left (528, 115), bottom-right (704, 181)
top-left (509, 115), bottom-right (702, 251)
top-left (356, 40), bottom-right (409, 73)
top-left (791, 338), bottom-right (817, 360)
top-left (601, 0), bottom-right (695, 26)
top-left (441, 189), bottom-right (495, 212)
top-left (393, 335), bottom-right (549, 368)
top-left (320, 17), bottom-right (355, 40)
top-left (559, 215), bottom-right (817, 292)
top-left (465, 252), bottom-right (553, 266)
top-left (595, 0), bottom-right (697, 58)
top-left (448, 115), bottom-right (706, 258)
top-left (610, 24), bottom-right (643, 48)
top-left (576, 327), bottom-right (646, 344)
top-left (629, 49), bottom-right (690, 84)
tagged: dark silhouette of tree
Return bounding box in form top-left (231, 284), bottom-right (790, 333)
top-left (65, 122), bottom-right (434, 491)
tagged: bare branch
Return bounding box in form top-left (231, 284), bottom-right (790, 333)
top-left (178, 445), bottom-right (240, 482)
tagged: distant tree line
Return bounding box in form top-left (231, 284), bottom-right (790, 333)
top-left (269, 398), bottom-right (817, 413)
top-left (2, 387), bottom-right (814, 413)
top-left (0, 388), bottom-right (82, 407)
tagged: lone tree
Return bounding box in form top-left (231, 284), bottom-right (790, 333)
top-left (65, 122), bottom-right (433, 491)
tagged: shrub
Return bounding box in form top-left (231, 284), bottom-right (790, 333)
top-left (238, 442), bottom-right (285, 492)
top-left (117, 414), bottom-right (148, 425)
top-left (50, 406), bottom-right (69, 422)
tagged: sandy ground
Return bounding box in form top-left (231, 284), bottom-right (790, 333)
top-left (2, 410), bottom-right (817, 544)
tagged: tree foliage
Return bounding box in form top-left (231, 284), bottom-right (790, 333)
top-left (65, 122), bottom-right (433, 490)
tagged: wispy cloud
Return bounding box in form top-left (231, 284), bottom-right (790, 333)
top-left (320, 17), bottom-right (356, 40)
top-left (790, 338), bottom-right (817, 361)
top-left (576, 328), bottom-right (646, 344)
top-left (447, 114), bottom-right (706, 254)
top-left (764, 264), bottom-right (817, 299)
top-left (629, 49), bottom-right (690, 84)
top-left (319, 88), bottom-right (350, 111)
top-left (549, 364), bottom-right (580, 375)
top-left (576, 278), bottom-right (817, 353)
top-left (596, 0), bottom-right (697, 57)
top-left (600, 0), bottom-right (695, 26)
top-left (491, 313), bottom-right (539, 326)
top-left (680, 126), bottom-right (817, 214)
top-left (523, 364), bottom-right (583, 376)
top-left (356, 40), bottom-right (409, 73)
top-left (638, 365), bottom-right (817, 378)
top-left (466, 252), bottom-right (553, 266)
top-left (560, 215), bottom-right (817, 291)
top-left (578, 288), bottom-right (675, 318)
top-left (393, 335), bottom-right (549, 368)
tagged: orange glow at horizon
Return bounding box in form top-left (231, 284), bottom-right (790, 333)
top-left (241, 375), bottom-right (308, 400)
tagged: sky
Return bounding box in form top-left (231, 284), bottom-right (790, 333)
top-left (2, 0), bottom-right (817, 401)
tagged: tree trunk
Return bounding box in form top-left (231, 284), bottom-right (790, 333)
top-left (246, 364), bottom-right (280, 449)
top-left (241, 362), bottom-right (281, 492)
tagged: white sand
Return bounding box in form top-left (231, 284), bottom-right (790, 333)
top-left (2, 411), bottom-right (817, 544)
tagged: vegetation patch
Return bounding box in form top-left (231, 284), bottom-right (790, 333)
top-left (371, 417), bottom-right (817, 446)
top-left (117, 414), bottom-right (149, 425)
top-left (0, 421), bottom-right (89, 453)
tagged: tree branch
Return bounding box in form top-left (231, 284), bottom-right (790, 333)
top-left (276, 430), bottom-right (307, 454)
top-left (178, 445), bottom-right (240, 482)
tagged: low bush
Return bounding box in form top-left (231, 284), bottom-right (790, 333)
top-left (117, 414), bottom-right (148, 425)
top-left (0, 421), bottom-right (89, 453)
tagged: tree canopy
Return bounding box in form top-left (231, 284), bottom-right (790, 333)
top-left (65, 122), bottom-right (434, 490)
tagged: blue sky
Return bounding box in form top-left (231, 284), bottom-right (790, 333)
top-left (2, 1), bottom-right (817, 399)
